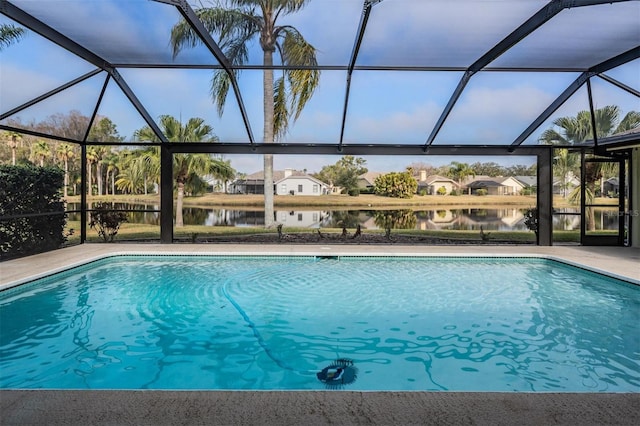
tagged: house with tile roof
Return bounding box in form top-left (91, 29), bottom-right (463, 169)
top-left (417, 174), bottom-right (460, 195)
top-left (465, 176), bottom-right (526, 195)
top-left (230, 168), bottom-right (329, 196)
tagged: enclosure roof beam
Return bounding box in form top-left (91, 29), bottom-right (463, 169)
top-left (155, 142), bottom-right (547, 157)
top-left (510, 46), bottom-right (640, 148)
top-left (1, 0), bottom-right (169, 143)
top-left (0, 124), bottom-right (83, 144)
top-left (597, 74), bottom-right (640, 98)
top-left (423, 0), bottom-right (571, 150)
top-left (154, 0), bottom-right (255, 145)
top-left (509, 72), bottom-right (592, 148)
top-left (338, 0), bottom-right (380, 150)
top-left (590, 46), bottom-right (640, 74)
top-left (0, 68), bottom-right (103, 121)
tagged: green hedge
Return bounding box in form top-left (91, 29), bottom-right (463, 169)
top-left (0, 165), bottom-right (67, 260)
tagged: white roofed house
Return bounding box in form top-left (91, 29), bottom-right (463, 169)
top-left (466, 176), bottom-right (526, 195)
top-left (275, 168), bottom-right (329, 196)
top-left (230, 168), bottom-right (329, 195)
top-left (513, 176), bottom-right (537, 195)
top-left (416, 172), bottom-right (460, 195)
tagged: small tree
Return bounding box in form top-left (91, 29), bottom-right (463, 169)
top-left (436, 186), bottom-right (447, 196)
top-left (314, 156), bottom-right (367, 194)
top-left (89, 203), bottom-right (128, 242)
top-left (374, 170), bottom-right (417, 198)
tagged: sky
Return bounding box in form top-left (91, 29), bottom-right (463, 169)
top-left (1, 0), bottom-right (639, 175)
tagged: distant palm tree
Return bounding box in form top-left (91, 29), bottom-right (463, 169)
top-left (4, 131), bottom-right (22, 165)
top-left (170, 0), bottom-right (319, 227)
top-left (103, 152), bottom-right (119, 195)
top-left (86, 147), bottom-right (99, 196)
top-left (0, 24), bottom-right (25, 50)
top-left (31, 140), bottom-right (50, 167)
top-left (56, 143), bottom-right (75, 198)
top-left (135, 115), bottom-right (233, 227)
top-left (115, 167), bottom-right (144, 195)
top-left (448, 161), bottom-right (475, 194)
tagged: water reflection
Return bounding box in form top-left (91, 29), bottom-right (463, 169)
top-left (66, 203), bottom-right (620, 231)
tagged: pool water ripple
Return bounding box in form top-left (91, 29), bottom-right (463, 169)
top-left (1, 256), bottom-right (638, 391)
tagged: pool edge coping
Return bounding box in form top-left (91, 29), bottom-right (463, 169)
top-left (2, 248), bottom-right (638, 291)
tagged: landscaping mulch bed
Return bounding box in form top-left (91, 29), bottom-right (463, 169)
top-left (189, 232), bottom-right (531, 245)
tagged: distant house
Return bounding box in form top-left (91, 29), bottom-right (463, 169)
top-left (513, 176), bottom-right (537, 194)
top-left (603, 177), bottom-right (619, 197)
top-left (357, 172), bottom-right (383, 192)
top-left (417, 174), bottom-right (459, 195)
top-left (553, 172), bottom-right (580, 196)
top-left (466, 176), bottom-right (525, 195)
top-left (230, 168), bottom-right (329, 196)
top-left (275, 170), bottom-right (329, 196)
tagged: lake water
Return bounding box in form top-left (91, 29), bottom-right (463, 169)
top-left (66, 203), bottom-right (619, 231)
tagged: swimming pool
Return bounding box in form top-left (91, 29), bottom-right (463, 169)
top-left (1, 255), bottom-right (638, 391)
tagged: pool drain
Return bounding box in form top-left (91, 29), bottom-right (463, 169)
top-left (317, 358), bottom-right (358, 389)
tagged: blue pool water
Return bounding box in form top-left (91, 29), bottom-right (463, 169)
top-left (1, 255), bottom-right (638, 391)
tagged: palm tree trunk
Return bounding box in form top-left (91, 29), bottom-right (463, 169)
top-left (97, 163), bottom-right (103, 195)
top-left (87, 163), bottom-right (92, 197)
top-left (64, 159), bottom-right (69, 198)
top-left (263, 50), bottom-right (275, 227)
top-left (11, 148), bottom-right (16, 166)
top-left (176, 181), bottom-right (184, 227)
top-left (587, 181), bottom-right (596, 231)
top-left (111, 172), bottom-right (115, 196)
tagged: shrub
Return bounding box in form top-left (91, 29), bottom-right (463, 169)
top-left (523, 207), bottom-right (538, 239)
top-left (347, 188), bottom-right (360, 196)
top-left (89, 203), bottom-right (128, 242)
top-left (0, 165), bottom-right (67, 260)
top-left (476, 188), bottom-right (488, 196)
top-left (373, 171), bottom-right (418, 198)
top-left (450, 189), bottom-right (459, 196)
top-left (437, 186), bottom-right (447, 196)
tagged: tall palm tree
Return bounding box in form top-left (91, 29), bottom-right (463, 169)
top-left (5, 131), bottom-right (22, 165)
top-left (540, 105), bottom-right (640, 230)
top-left (170, 0), bottom-right (320, 227)
top-left (93, 146), bottom-right (108, 196)
top-left (0, 24), bottom-right (25, 50)
top-left (135, 115), bottom-right (233, 227)
top-left (552, 148), bottom-right (579, 198)
top-left (31, 140), bottom-right (50, 167)
top-left (103, 152), bottom-right (120, 195)
top-left (56, 143), bottom-right (75, 198)
top-left (86, 147), bottom-right (99, 196)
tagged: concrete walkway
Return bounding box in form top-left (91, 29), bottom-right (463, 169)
top-left (1, 244), bottom-right (639, 425)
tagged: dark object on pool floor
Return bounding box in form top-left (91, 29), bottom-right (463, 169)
top-left (317, 358), bottom-right (358, 389)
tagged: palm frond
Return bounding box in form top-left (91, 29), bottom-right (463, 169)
top-left (538, 129), bottom-right (567, 145)
top-left (0, 24), bottom-right (25, 50)
top-left (615, 111), bottom-right (640, 134)
top-left (278, 26), bottom-right (319, 119)
top-left (273, 76), bottom-right (289, 140)
top-left (211, 71), bottom-right (232, 117)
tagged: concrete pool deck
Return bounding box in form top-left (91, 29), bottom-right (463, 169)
top-left (1, 243), bottom-right (639, 425)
